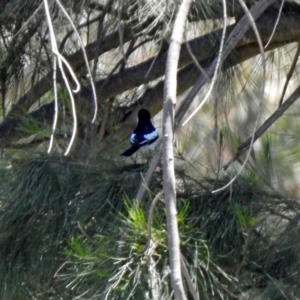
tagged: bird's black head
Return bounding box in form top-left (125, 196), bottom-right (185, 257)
top-left (138, 109), bottom-right (151, 121)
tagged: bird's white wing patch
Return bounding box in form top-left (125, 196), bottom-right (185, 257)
top-left (144, 130), bottom-right (158, 141)
top-left (130, 133), bottom-right (136, 144)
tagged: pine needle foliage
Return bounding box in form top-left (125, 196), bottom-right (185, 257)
top-left (0, 154), bottom-right (143, 299)
top-left (1, 0), bottom-right (300, 299)
top-left (0, 153), bottom-right (300, 299)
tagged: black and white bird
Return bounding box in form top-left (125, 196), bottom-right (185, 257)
top-left (121, 109), bottom-right (159, 157)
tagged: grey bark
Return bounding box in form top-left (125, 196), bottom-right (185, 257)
top-left (162, 0), bottom-right (193, 299)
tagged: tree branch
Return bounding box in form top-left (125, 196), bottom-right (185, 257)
top-left (175, 0), bottom-right (276, 127)
top-left (8, 11), bottom-right (300, 122)
top-left (5, 16), bottom-right (158, 120)
top-left (0, 11), bottom-right (300, 149)
top-left (223, 83), bottom-right (300, 170)
top-left (162, 0), bottom-right (193, 299)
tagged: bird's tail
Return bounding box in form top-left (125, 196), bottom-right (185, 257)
top-left (120, 145), bottom-right (140, 156)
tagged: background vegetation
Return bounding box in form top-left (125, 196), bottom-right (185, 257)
top-left (1, 0), bottom-right (300, 299)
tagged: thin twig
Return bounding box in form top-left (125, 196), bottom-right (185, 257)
top-left (12, 3), bottom-right (44, 39)
top-left (264, 0), bottom-right (285, 48)
top-left (181, 0), bottom-right (227, 126)
top-left (184, 32), bottom-right (209, 79)
top-left (99, 39), bottom-right (137, 91)
top-left (278, 43), bottom-right (300, 106)
top-left (44, 0), bottom-right (81, 155)
top-left (212, 0), bottom-right (267, 193)
top-left (44, 0), bottom-right (59, 154)
top-left (99, 97), bottom-right (115, 142)
top-left (147, 190), bottom-right (164, 249)
top-left (146, 190), bottom-right (164, 299)
top-left (175, 0), bottom-right (276, 128)
top-left (135, 142), bottom-right (162, 202)
top-left (45, 0), bottom-right (99, 155)
top-left (59, 13), bottom-right (107, 52)
top-left (223, 83), bottom-right (300, 170)
top-left (180, 255), bottom-right (199, 300)
top-left (118, 0), bottom-right (127, 67)
top-left (55, 0), bottom-right (98, 123)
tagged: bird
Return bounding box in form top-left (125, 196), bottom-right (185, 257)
top-left (121, 109), bottom-right (159, 157)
